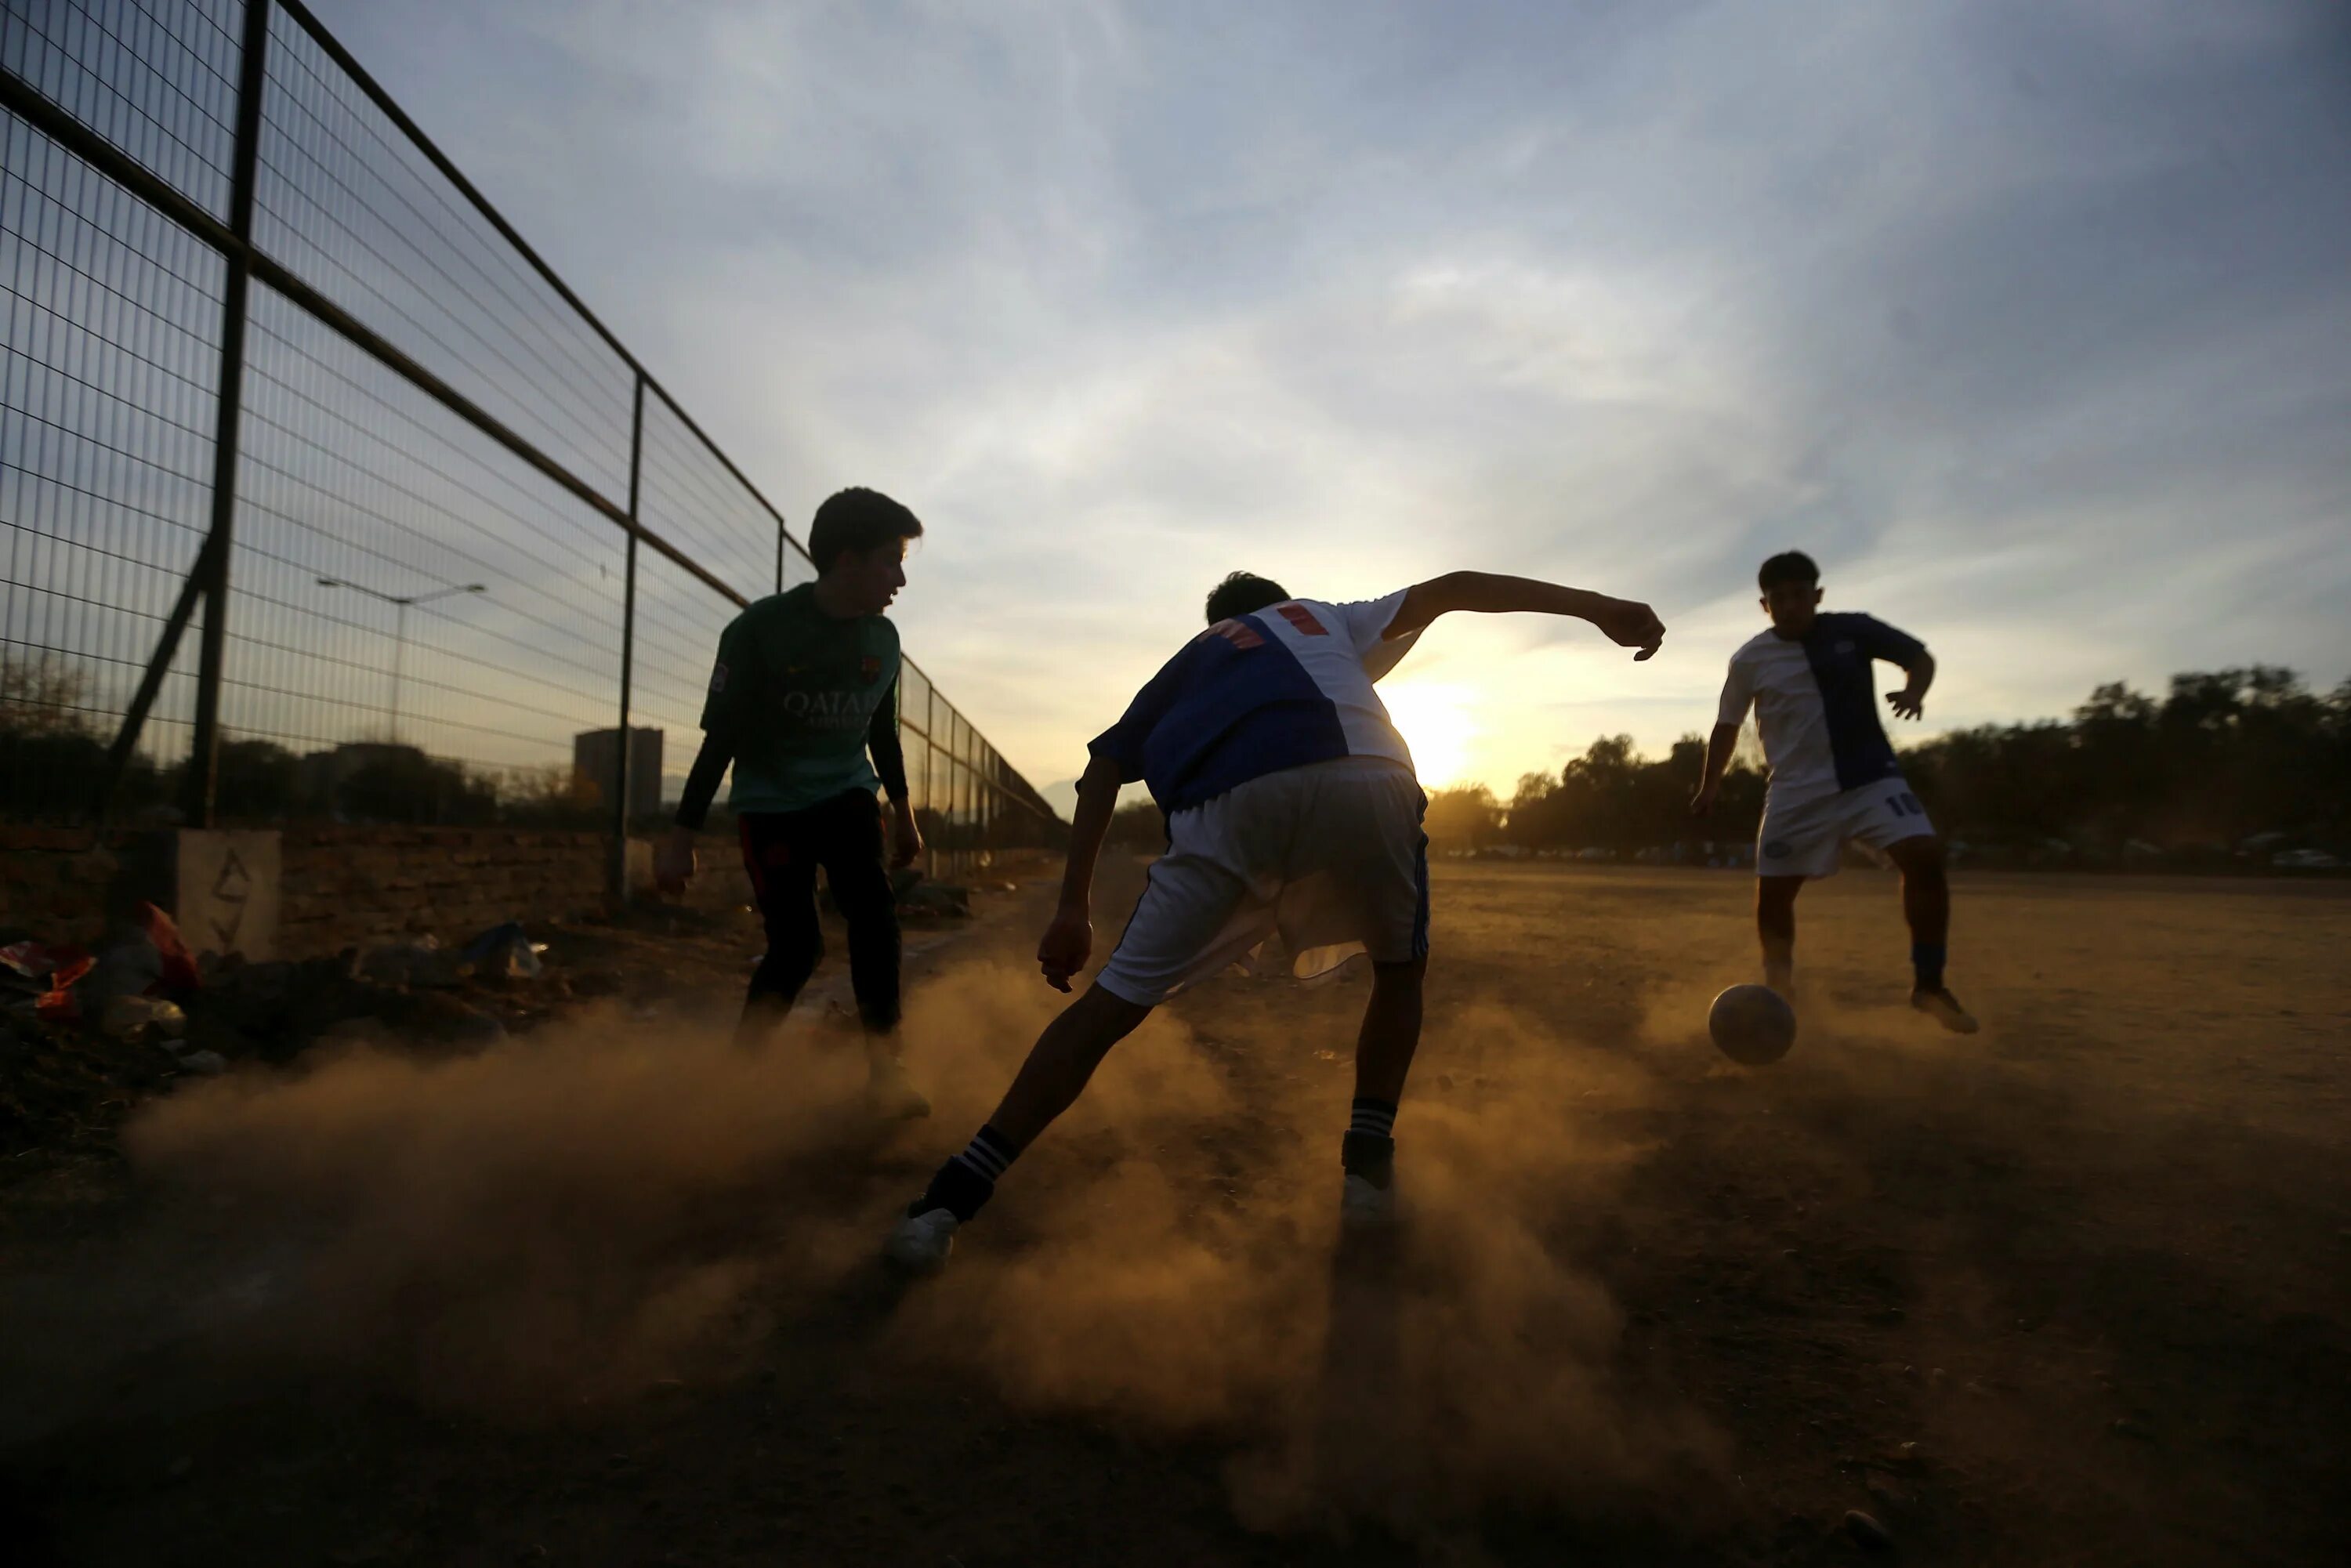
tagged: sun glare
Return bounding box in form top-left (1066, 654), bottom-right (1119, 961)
top-left (1378, 681), bottom-right (1478, 788)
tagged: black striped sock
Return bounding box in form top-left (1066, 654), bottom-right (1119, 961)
top-left (1343, 1098), bottom-right (1398, 1189)
top-left (911, 1124), bottom-right (1022, 1222)
top-left (953, 1125), bottom-right (1020, 1184)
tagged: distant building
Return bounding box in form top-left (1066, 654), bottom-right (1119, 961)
top-left (573, 727), bottom-right (663, 818)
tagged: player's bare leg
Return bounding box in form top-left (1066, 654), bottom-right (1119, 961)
top-left (1885, 835), bottom-right (1977, 1032)
top-left (1342, 956), bottom-right (1425, 1228)
top-left (886, 985), bottom-right (1152, 1269)
top-left (978, 984), bottom-right (1154, 1149)
top-left (1756, 875), bottom-right (1803, 996)
top-left (1351, 956), bottom-right (1424, 1105)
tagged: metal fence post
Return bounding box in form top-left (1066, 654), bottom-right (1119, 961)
top-left (180, 0), bottom-right (273, 827)
top-left (927, 686), bottom-right (944, 881)
top-left (611, 373), bottom-right (646, 900)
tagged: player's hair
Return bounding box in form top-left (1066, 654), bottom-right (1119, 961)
top-left (1204, 571), bottom-right (1290, 625)
top-left (1757, 551), bottom-right (1820, 591)
top-left (809, 487), bottom-right (924, 574)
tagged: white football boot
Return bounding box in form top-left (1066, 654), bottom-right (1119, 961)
top-left (886, 1207), bottom-right (959, 1270)
top-left (1340, 1172), bottom-right (1399, 1229)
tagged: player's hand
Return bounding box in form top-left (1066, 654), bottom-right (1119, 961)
top-left (1690, 780), bottom-right (1719, 818)
top-left (1886, 689), bottom-right (1925, 722)
top-left (654, 827), bottom-right (697, 897)
top-left (889, 799), bottom-right (923, 869)
top-left (1037, 905), bottom-right (1093, 993)
top-left (1592, 597), bottom-right (1666, 661)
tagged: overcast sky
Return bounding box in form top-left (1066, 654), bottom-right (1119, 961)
top-left (312, 0), bottom-right (2351, 799)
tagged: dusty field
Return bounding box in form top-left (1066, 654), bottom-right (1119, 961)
top-left (2, 861), bottom-right (2347, 1565)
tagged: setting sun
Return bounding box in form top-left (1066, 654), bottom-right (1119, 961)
top-left (1378, 680), bottom-right (1479, 789)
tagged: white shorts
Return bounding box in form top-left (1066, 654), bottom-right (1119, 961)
top-left (1096, 758), bottom-right (1429, 1007)
top-left (1757, 776), bottom-right (1936, 879)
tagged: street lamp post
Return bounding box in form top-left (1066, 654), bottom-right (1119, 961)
top-left (316, 578), bottom-right (486, 743)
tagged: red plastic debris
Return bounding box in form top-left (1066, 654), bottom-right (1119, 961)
top-left (137, 902), bottom-right (201, 997)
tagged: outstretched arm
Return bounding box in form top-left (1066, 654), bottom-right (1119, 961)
top-left (1385, 571), bottom-right (1665, 659)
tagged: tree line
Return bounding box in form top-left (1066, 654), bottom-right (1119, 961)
top-left (1420, 666), bottom-right (2350, 869)
top-left (0, 654), bottom-right (647, 828)
top-left (11, 656), bottom-right (2348, 867)
top-left (0, 656), bottom-right (1039, 852)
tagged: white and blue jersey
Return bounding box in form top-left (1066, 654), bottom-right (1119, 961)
top-left (1091, 592), bottom-right (1422, 813)
top-left (1717, 613), bottom-right (1927, 804)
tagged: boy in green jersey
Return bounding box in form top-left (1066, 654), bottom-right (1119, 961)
top-left (657, 488), bottom-right (930, 1117)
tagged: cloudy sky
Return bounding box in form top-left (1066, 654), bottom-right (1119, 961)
top-left (313, 0), bottom-right (2350, 801)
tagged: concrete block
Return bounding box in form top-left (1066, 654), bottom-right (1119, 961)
top-left (176, 829), bottom-right (281, 960)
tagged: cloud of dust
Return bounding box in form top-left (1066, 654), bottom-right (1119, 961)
top-left (0, 955), bottom-right (1232, 1443)
top-left (5, 952), bottom-right (1735, 1542)
top-left (895, 958), bottom-right (1237, 1136)
top-left (1, 967), bottom-right (975, 1436)
top-left (886, 993), bottom-right (1731, 1541)
top-left (100, 1002), bottom-right (891, 1413)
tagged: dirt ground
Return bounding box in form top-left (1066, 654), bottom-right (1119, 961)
top-left (2, 860), bottom-right (2347, 1565)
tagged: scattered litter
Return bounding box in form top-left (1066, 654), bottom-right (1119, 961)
top-left (0, 941), bottom-right (66, 984)
top-left (82, 902), bottom-right (205, 1012)
top-left (138, 902), bottom-right (201, 995)
top-left (101, 994), bottom-right (187, 1044)
top-left (462, 921), bottom-right (545, 980)
top-left (2, 941), bottom-right (96, 1021)
top-left (80, 940), bottom-right (163, 1010)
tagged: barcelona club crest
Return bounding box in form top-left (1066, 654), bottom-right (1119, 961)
top-left (860, 655), bottom-right (883, 684)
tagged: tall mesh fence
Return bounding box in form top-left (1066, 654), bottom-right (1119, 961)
top-left (1, 0), bottom-right (1060, 878)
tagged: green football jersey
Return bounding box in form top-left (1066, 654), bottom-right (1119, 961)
top-left (700, 585), bottom-right (900, 815)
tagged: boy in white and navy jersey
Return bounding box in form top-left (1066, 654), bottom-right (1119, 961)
top-left (1692, 551), bottom-right (1977, 1032)
top-left (886, 570), bottom-right (1665, 1270)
